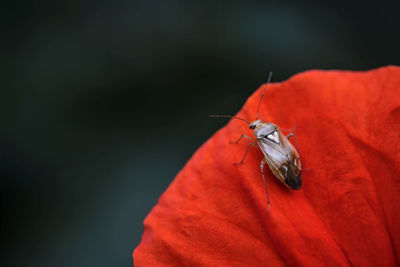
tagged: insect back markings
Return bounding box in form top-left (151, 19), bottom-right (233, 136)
top-left (211, 72), bottom-right (302, 212)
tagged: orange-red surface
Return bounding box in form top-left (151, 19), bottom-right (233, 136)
top-left (134, 66), bottom-right (400, 266)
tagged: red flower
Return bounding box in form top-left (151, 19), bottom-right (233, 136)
top-left (134, 66), bottom-right (400, 266)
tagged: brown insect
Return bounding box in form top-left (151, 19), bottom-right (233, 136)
top-left (211, 72), bottom-right (302, 212)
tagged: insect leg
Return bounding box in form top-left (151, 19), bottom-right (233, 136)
top-left (229, 134), bottom-right (256, 144)
top-left (287, 132), bottom-right (311, 171)
top-left (287, 132), bottom-right (301, 153)
top-left (280, 123), bottom-right (296, 133)
top-left (233, 142), bottom-right (258, 165)
top-left (260, 158), bottom-right (271, 212)
top-left (286, 133), bottom-right (294, 139)
top-left (283, 123), bottom-right (300, 151)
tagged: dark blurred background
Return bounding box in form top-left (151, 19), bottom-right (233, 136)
top-left (1, 0), bottom-right (399, 266)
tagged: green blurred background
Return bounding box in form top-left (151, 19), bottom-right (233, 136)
top-left (1, 1), bottom-right (399, 266)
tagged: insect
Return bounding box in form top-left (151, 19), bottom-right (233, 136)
top-left (211, 72), bottom-right (302, 212)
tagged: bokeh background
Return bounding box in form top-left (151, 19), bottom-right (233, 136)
top-left (1, 1), bottom-right (399, 266)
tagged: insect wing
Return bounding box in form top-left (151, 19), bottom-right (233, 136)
top-left (257, 130), bottom-right (302, 189)
top-left (257, 132), bottom-right (287, 181)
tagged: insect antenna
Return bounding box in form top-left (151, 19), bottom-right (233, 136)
top-left (255, 72), bottom-right (273, 120)
top-left (210, 115), bottom-right (250, 125)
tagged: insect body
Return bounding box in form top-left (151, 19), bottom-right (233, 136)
top-left (211, 72), bottom-right (302, 211)
top-left (251, 120), bottom-right (302, 191)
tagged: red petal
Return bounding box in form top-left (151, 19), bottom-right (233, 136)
top-left (134, 66), bottom-right (400, 266)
